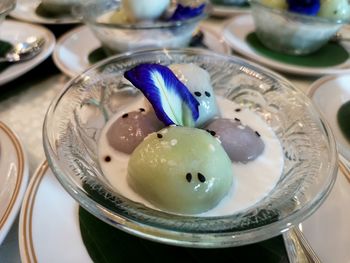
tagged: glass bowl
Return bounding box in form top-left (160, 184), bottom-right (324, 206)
top-left (0, 0), bottom-right (15, 26)
top-left (43, 48), bottom-right (337, 248)
top-left (250, 0), bottom-right (348, 55)
top-left (78, 0), bottom-right (209, 55)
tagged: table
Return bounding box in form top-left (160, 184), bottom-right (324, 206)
top-left (0, 18), bottom-right (318, 263)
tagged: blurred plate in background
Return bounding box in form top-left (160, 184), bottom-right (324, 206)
top-left (0, 122), bottom-right (28, 245)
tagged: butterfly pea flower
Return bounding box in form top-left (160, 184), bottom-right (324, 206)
top-left (124, 63), bottom-right (200, 127)
top-left (287, 0), bottom-right (321, 15)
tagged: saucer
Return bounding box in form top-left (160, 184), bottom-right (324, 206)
top-left (0, 20), bottom-right (55, 86)
top-left (0, 122), bottom-right (29, 245)
top-left (308, 75), bottom-right (350, 161)
top-left (211, 4), bottom-right (250, 17)
top-left (20, 161), bottom-right (350, 262)
top-left (223, 15), bottom-right (350, 76)
top-left (301, 163), bottom-right (350, 263)
top-left (19, 162), bottom-right (91, 263)
top-left (10, 0), bottom-right (79, 25)
top-left (19, 162), bottom-right (290, 262)
top-left (53, 25), bottom-right (232, 78)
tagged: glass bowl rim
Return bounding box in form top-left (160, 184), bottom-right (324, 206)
top-left (43, 48), bottom-right (338, 247)
top-left (78, 0), bottom-right (210, 30)
top-left (249, 0), bottom-right (350, 24)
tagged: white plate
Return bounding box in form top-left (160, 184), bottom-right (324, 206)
top-left (308, 75), bottom-right (350, 161)
top-left (223, 14), bottom-right (350, 76)
top-left (19, 161), bottom-right (350, 262)
top-left (301, 164), bottom-right (350, 263)
top-left (53, 25), bottom-right (232, 78)
top-left (0, 122), bottom-right (28, 245)
top-left (19, 162), bottom-right (92, 263)
top-left (0, 20), bottom-right (55, 86)
top-left (10, 0), bottom-right (79, 25)
top-left (211, 4), bottom-right (250, 17)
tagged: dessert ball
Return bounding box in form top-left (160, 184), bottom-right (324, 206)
top-left (169, 64), bottom-right (220, 127)
top-left (261, 0), bottom-right (287, 9)
top-left (122, 0), bottom-right (170, 21)
top-left (205, 118), bottom-right (265, 163)
top-left (318, 0), bottom-right (350, 20)
top-left (127, 126), bottom-right (233, 214)
top-left (106, 109), bottom-right (163, 154)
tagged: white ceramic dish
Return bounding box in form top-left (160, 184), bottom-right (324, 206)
top-left (19, 162), bottom-right (91, 263)
top-left (211, 4), bottom-right (250, 17)
top-left (19, 161), bottom-right (350, 262)
top-left (0, 122), bottom-right (28, 245)
top-left (0, 20), bottom-right (55, 86)
top-left (10, 0), bottom-right (79, 24)
top-left (308, 74), bottom-right (350, 161)
top-left (223, 14), bottom-right (350, 76)
top-left (53, 25), bottom-right (231, 78)
top-left (301, 163), bottom-right (350, 263)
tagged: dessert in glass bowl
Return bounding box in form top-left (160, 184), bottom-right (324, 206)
top-left (78, 0), bottom-right (209, 54)
top-left (98, 63), bottom-right (283, 216)
top-left (250, 0), bottom-right (350, 55)
top-left (43, 49), bottom-right (337, 247)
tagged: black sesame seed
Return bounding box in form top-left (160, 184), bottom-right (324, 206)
top-left (205, 91), bottom-right (211, 97)
top-left (255, 131), bottom-right (261, 137)
top-left (122, 113), bottom-right (128, 118)
top-left (234, 118), bottom-right (241, 122)
top-left (194, 91), bottom-right (202, 97)
top-left (198, 173), bottom-right (206, 183)
top-left (186, 173), bottom-right (192, 183)
top-left (139, 108), bottom-right (145, 112)
top-left (104, 156), bottom-right (111, 162)
top-left (235, 108), bottom-right (241, 112)
top-left (210, 131), bottom-right (216, 136)
top-left (157, 133), bottom-right (163, 139)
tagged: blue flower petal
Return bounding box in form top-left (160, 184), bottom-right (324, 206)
top-left (287, 0), bottom-right (320, 15)
top-left (124, 63), bottom-right (200, 127)
top-left (169, 3), bottom-right (205, 21)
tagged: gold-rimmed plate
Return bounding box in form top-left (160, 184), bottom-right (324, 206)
top-left (300, 163), bottom-right (350, 263)
top-left (0, 122), bottom-right (28, 245)
top-left (223, 15), bottom-right (350, 76)
top-left (19, 161), bottom-right (91, 263)
top-left (10, 0), bottom-right (79, 25)
top-left (308, 74), bottom-right (350, 162)
top-left (19, 160), bottom-right (350, 262)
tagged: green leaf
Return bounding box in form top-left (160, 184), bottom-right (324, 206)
top-left (0, 40), bottom-right (12, 73)
top-left (79, 203), bottom-right (289, 263)
top-left (337, 100), bottom-right (350, 143)
top-left (88, 47), bottom-right (108, 65)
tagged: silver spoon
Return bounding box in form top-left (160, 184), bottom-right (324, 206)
top-left (0, 37), bottom-right (45, 63)
top-left (284, 226), bottom-right (321, 263)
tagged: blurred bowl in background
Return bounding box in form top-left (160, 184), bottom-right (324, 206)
top-left (0, 0), bottom-right (15, 26)
top-left (78, 0), bottom-right (209, 55)
top-left (250, 0), bottom-right (349, 55)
